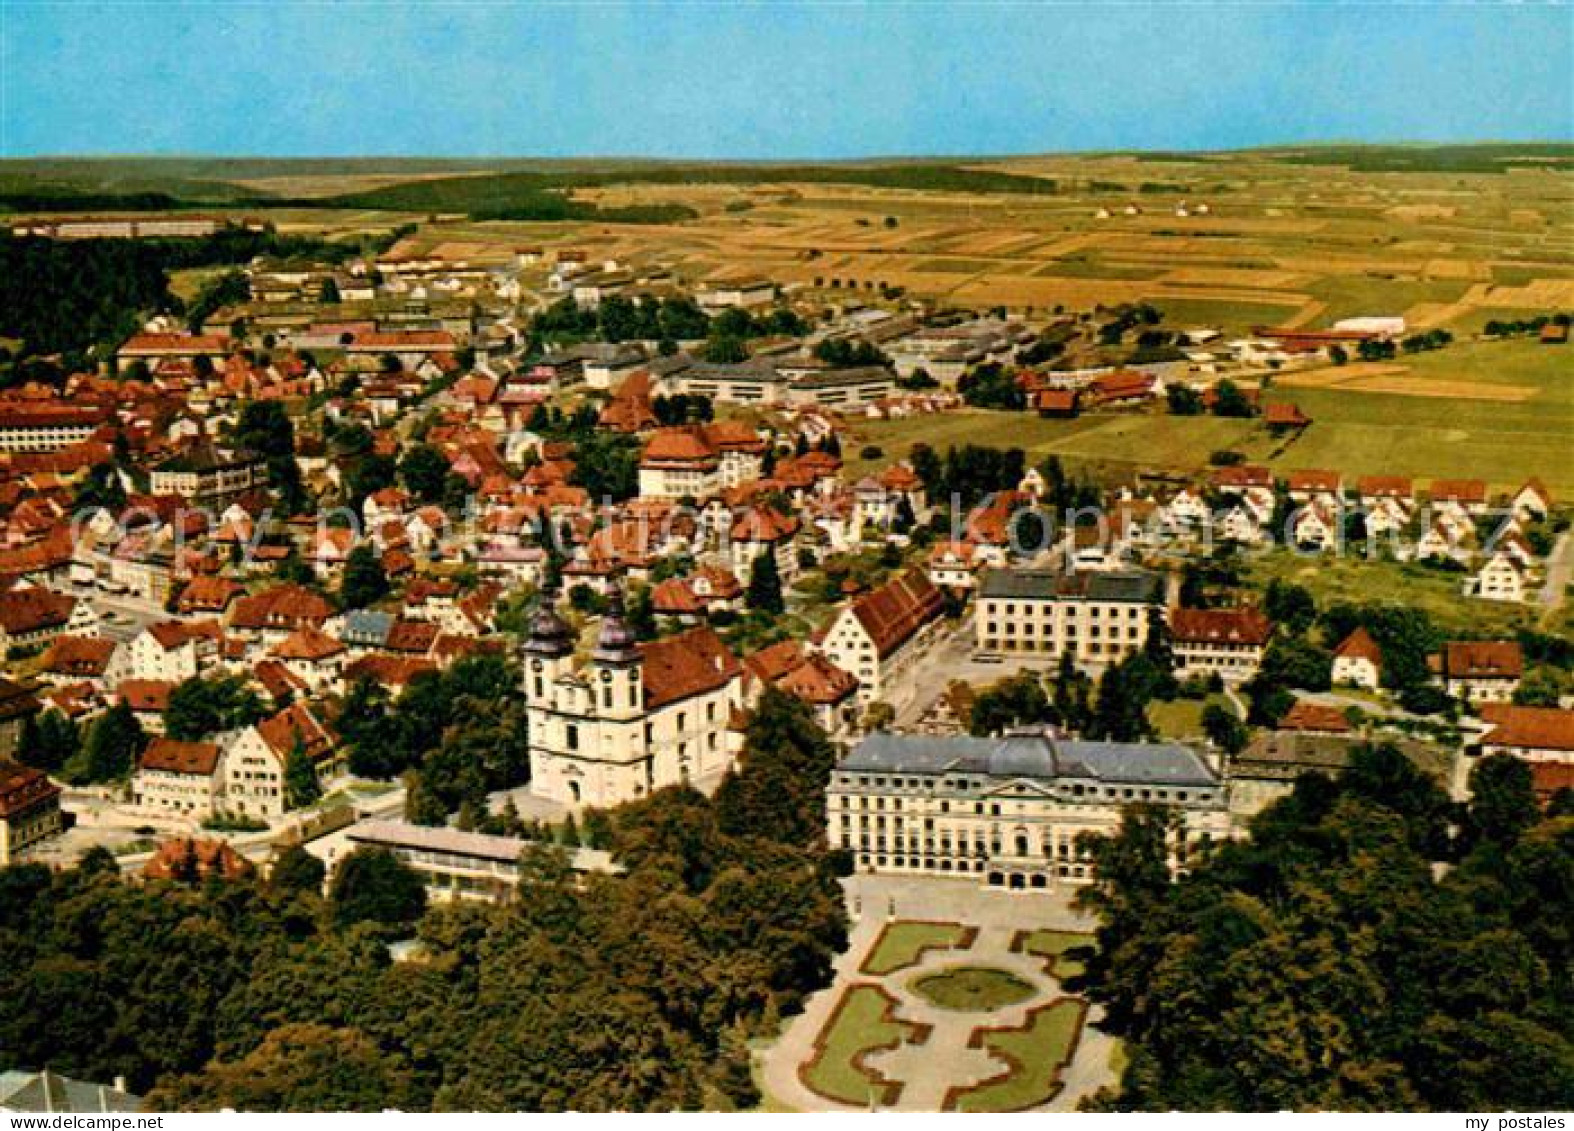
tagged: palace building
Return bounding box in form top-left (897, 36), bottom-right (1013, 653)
top-left (826, 728), bottom-right (1230, 889)
top-left (523, 588), bottom-right (748, 810)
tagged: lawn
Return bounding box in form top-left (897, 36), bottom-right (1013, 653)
top-left (844, 409), bottom-right (1258, 483)
top-left (948, 999), bottom-right (1089, 1112)
top-left (1148, 693), bottom-right (1235, 741)
top-left (860, 920), bottom-right (975, 976)
top-left (799, 985), bottom-right (924, 1107)
top-left (1245, 551), bottom-right (1547, 638)
top-left (1013, 929), bottom-right (1097, 981)
top-left (1145, 296), bottom-right (1305, 333)
top-left (911, 966), bottom-right (1036, 1013)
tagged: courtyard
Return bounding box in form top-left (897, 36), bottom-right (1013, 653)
top-left (757, 874), bottom-right (1120, 1112)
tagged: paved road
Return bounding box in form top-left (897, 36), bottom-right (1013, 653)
top-left (1540, 532), bottom-right (1572, 610)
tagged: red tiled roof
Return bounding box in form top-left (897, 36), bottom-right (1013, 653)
top-left (1530, 761), bottom-right (1574, 801)
top-left (641, 426), bottom-right (719, 466)
top-left (41, 634), bottom-right (116, 676)
top-left (1334, 627), bottom-right (1383, 664)
top-left (1428, 479), bottom-right (1488, 505)
top-left (849, 568), bottom-right (945, 658)
top-left (1357, 475), bottom-right (1413, 499)
top-left (651, 578), bottom-right (704, 615)
top-left (778, 651), bottom-right (859, 705)
top-left (1288, 469), bottom-right (1342, 494)
top-left (143, 837), bottom-right (254, 882)
top-left (230, 584), bottom-right (333, 631)
top-left (1479, 705), bottom-right (1574, 752)
top-left (0, 587), bottom-right (74, 635)
top-left (140, 736), bottom-right (220, 776)
top-left (1263, 402), bottom-right (1311, 427)
top-left (1211, 465), bottom-right (1273, 490)
top-left (730, 505), bottom-right (800, 544)
top-left (1439, 641), bottom-right (1523, 680)
top-left (1087, 370), bottom-right (1156, 403)
top-left (342, 654), bottom-right (438, 688)
top-left (256, 702), bottom-right (337, 763)
top-left (1169, 607), bottom-right (1273, 646)
top-left (1278, 700), bottom-right (1352, 734)
top-left (273, 625), bottom-right (346, 662)
top-left (0, 763), bottom-right (60, 820)
top-left (640, 625), bottom-right (741, 710)
top-left (385, 619), bottom-right (440, 654)
top-left (118, 679), bottom-right (175, 713)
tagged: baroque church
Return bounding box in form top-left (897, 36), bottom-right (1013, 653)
top-left (522, 588), bottom-right (749, 809)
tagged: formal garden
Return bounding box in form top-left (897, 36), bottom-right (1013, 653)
top-left (791, 917), bottom-right (1102, 1111)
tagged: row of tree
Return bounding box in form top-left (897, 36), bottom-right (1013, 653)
top-left (1076, 747), bottom-right (1574, 1110)
top-left (0, 690), bottom-right (848, 1111)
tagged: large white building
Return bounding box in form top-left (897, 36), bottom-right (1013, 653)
top-left (523, 590), bottom-right (747, 810)
top-left (976, 568), bottom-right (1166, 664)
top-left (827, 728), bottom-right (1231, 889)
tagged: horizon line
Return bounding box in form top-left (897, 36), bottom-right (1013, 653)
top-left (4, 137), bottom-right (1573, 166)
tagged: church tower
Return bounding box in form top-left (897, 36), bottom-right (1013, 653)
top-left (589, 589), bottom-right (643, 720)
top-left (522, 585), bottom-right (584, 807)
top-left (522, 583), bottom-right (574, 703)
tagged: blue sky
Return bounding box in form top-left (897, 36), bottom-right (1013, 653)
top-left (1, 2), bottom-right (1569, 158)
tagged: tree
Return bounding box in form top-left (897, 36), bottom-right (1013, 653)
top-left (69, 702), bottom-right (146, 782)
top-left (1201, 702), bottom-right (1249, 755)
top-left (165, 673), bottom-right (267, 741)
top-left (19, 708), bottom-right (79, 773)
top-left (234, 400), bottom-right (305, 513)
top-left (969, 672), bottom-right (1052, 736)
top-left (398, 443), bottom-right (450, 503)
top-left (714, 688), bottom-right (839, 847)
top-left (1264, 579), bottom-right (1316, 634)
top-left (329, 846), bottom-right (428, 928)
top-left (1095, 660), bottom-right (1158, 748)
top-left (73, 461), bottom-right (127, 514)
top-left (1465, 754), bottom-right (1539, 848)
top-left (269, 844), bottom-right (327, 896)
top-left (957, 361), bottom-right (1024, 410)
top-left (340, 544), bottom-right (389, 610)
top-left (1166, 384), bottom-right (1203, 416)
top-left (702, 335), bottom-right (749, 364)
top-left (150, 1023), bottom-right (415, 1112)
top-left (1209, 379), bottom-right (1254, 418)
top-left (746, 551), bottom-right (785, 615)
top-left (1074, 748), bottom-right (1573, 1112)
top-left (284, 739), bottom-right (322, 811)
top-left (1052, 650), bottom-right (1092, 733)
top-left (1512, 667), bottom-right (1565, 707)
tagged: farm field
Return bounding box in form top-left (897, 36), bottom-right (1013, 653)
top-left (6, 146), bottom-right (1567, 335)
top-left (849, 338), bottom-right (1574, 496)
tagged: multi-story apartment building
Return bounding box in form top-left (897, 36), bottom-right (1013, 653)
top-left (976, 568), bottom-right (1165, 664)
top-left (149, 443), bottom-right (261, 503)
top-left (0, 405), bottom-right (110, 453)
top-left (1168, 607), bottom-right (1274, 681)
top-left (817, 568), bottom-right (946, 706)
top-left (1436, 641), bottom-right (1523, 704)
top-left (636, 423), bottom-right (766, 500)
top-left (0, 763), bottom-right (64, 865)
top-left (523, 591), bottom-right (747, 810)
top-left (826, 728), bottom-right (1230, 889)
top-left (132, 737), bottom-right (222, 817)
